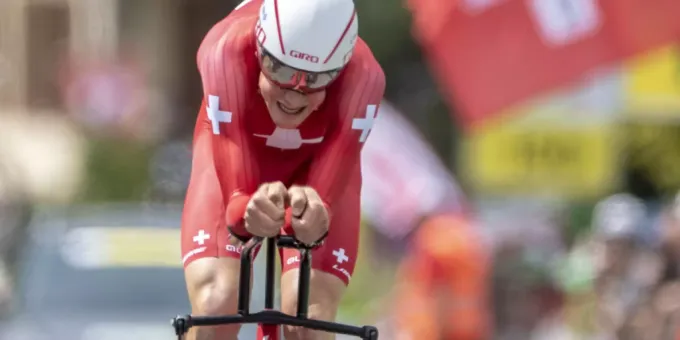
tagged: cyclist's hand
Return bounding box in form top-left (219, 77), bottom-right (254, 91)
top-left (288, 186), bottom-right (329, 245)
top-left (245, 182), bottom-right (287, 237)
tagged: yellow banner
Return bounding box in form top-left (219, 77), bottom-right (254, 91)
top-left (461, 122), bottom-right (619, 198)
top-left (624, 45), bottom-right (680, 117)
top-left (106, 228), bottom-right (181, 268)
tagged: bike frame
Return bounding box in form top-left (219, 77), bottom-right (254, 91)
top-left (172, 236), bottom-right (379, 340)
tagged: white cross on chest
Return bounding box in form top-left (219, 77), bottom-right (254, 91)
top-left (253, 127), bottom-right (324, 150)
top-left (207, 95), bottom-right (232, 135)
top-left (333, 248), bottom-right (349, 264)
top-left (193, 230), bottom-right (211, 245)
top-left (352, 105), bottom-right (378, 143)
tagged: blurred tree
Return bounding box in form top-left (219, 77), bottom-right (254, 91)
top-left (80, 138), bottom-right (152, 202)
top-left (625, 123), bottom-right (680, 198)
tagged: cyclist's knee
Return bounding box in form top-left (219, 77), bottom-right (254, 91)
top-left (185, 257), bottom-right (241, 315)
top-left (281, 269), bottom-right (346, 340)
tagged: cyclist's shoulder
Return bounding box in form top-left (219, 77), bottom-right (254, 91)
top-left (341, 39), bottom-right (385, 86)
top-left (198, 2), bottom-right (260, 65)
top-left (326, 40), bottom-right (385, 121)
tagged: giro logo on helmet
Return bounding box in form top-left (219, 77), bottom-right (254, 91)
top-left (290, 50), bottom-right (319, 63)
top-left (258, 0), bottom-right (358, 72)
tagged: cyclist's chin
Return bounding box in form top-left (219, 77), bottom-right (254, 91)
top-left (268, 105), bottom-right (312, 128)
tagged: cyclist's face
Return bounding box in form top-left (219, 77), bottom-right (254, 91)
top-left (259, 73), bottom-right (326, 129)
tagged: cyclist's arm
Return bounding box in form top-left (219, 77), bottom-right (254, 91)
top-left (305, 64), bottom-right (386, 212)
top-left (182, 31), bottom-right (258, 236)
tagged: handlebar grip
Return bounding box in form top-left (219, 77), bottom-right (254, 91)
top-left (276, 232), bottom-right (328, 250)
top-left (276, 235), bottom-right (300, 248)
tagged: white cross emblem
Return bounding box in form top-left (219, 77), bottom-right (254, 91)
top-left (207, 95), bottom-right (232, 135)
top-left (193, 230), bottom-right (211, 245)
top-left (253, 127), bottom-right (324, 149)
top-left (333, 248), bottom-right (349, 264)
top-left (352, 105), bottom-right (378, 143)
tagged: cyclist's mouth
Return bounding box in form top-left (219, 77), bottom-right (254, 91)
top-left (277, 101), bottom-right (306, 115)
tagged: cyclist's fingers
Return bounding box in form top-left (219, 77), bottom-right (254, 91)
top-left (309, 199), bottom-right (329, 222)
top-left (266, 181), bottom-right (286, 209)
top-left (302, 186), bottom-right (323, 203)
top-left (250, 192), bottom-right (285, 221)
top-left (301, 200), bottom-right (329, 232)
top-left (245, 207), bottom-right (282, 236)
top-left (290, 201), bottom-right (328, 244)
top-left (290, 218), bottom-right (314, 244)
top-left (288, 186), bottom-right (308, 217)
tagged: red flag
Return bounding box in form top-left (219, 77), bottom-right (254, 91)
top-left (360, 102), bottom-right (468, 239)
top-left (611, 0), bottom-right (680, 55)
top-left (409, 0), bottom-right (680, 129)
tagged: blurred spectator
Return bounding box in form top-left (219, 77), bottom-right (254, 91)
top-left (389, 214), bottom-right (492, 340)
top-left (591, 194), bottom-right (649, 278)
top-left (494, 225), bottom-right (565, 340)
top-left (648, 193), bottom-right (680, 339)
top-left (589, 193), bottom-right (665, 339)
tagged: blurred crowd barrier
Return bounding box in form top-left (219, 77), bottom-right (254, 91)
top-left (0, 0), bottom-right (679, 339)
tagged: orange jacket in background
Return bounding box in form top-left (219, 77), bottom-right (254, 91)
top-left (392, 214), bottom-right (492, 340)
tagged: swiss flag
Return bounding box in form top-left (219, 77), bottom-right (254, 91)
top-left (409, 0), bottom-right (680, 129)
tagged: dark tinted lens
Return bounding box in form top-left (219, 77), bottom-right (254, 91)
top-left (261, 54), bottom-right (298, 84)
top-left (258, 45), bottom-right (340, 90)
top-left (305, 70), bottom-right (339, 89)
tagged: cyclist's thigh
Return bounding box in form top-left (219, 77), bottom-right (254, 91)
top-left (280, 177), bottom-right (361, 320)
top-left (182, 219), bottom-right (245, 315)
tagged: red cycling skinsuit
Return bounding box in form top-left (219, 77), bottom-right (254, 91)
top-left (180, 0), bottom-right (386, 285)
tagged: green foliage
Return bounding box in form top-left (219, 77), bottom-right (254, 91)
top-left (79, 138), bottom-right (153, 202)
top-left (339, 221), bottom-right (399, 323)
top-left (356, 1), bottom-right (421, 66)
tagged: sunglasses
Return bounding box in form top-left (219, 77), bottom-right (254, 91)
top-left (257, 44), bottom-right (342, 93)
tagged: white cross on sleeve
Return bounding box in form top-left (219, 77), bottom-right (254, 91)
top-left (352, 105), bottom-right (378, 143)
top-left (207, 95), bottom-right (232, 135)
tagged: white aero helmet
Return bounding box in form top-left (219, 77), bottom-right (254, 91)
top-left (256, 0), bottom-right (358, 73)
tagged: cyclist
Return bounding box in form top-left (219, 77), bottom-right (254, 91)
top-left (180, 0), bottom-right (385, 339)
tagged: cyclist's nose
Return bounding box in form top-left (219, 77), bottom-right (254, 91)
top-left (282, 88), bottom-right (308, 106)
top-left (293, 75), bottom-right (308, 91)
